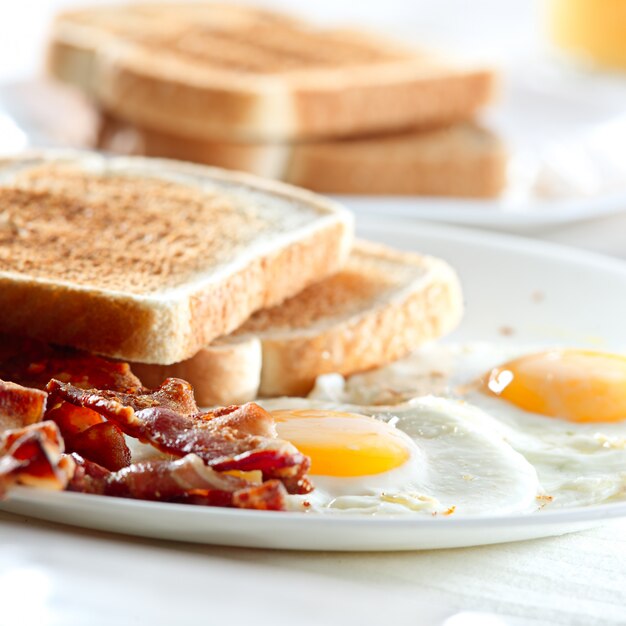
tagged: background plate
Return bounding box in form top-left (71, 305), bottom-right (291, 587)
top-left (340, 192), bottom-right (626, 235)
top-left (3, 217), bottom-right (626, 551)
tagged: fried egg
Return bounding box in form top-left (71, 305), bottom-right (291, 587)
top-left (262, 396), bottom-right (541, 516)
top-left (310, 343), bottom-right (626, 509)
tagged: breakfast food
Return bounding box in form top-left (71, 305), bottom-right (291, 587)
top-left (263, 399), bottom-right (541, 516)
top-left (47, 3), bottom-right (504, 198)
top-left (0, 341), bottom-right (542, 517)
top-left (48, 3), bottom-right (495, 142)
top-left (8, 339), bottom-right (626, 515)
top-left (0, 380), bottom-right (47, 432)
top-left (99, 117), bottom-right (506, 198)
top-left (0, 151), bottom-right (353, 363)
top-left (0, 338), bottom-right (312, 509)
top-left (132, 240), bottom-right (463, 402)
top-left (309, 343), bottom-right (626, 509)
top-left (2, 324), bottom-right (626, 514)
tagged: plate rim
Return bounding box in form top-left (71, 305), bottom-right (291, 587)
top-left (6, 486), bottom-right (626, 531)
top-left (339, 191), bottom-right (626, 231)
top-left (356, 214), bottom-right (626, 273)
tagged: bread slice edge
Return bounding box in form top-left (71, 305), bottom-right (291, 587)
top-left (132, 240), bottom-right (463, 401)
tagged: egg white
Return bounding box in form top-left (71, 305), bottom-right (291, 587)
top-left (262, 396), bottom-right (541, 516)
top-left (465, 391), bottom-right (626, 508)
top-left (309, 342), bottom-right (626, 509)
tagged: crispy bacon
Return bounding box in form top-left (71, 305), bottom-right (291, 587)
top-left (175, 481), bottom-right (288, 511)
top-left (68, 453), bottom-right (288, 510)
top-left (45, 401), bottom-right (104, 437)
top-left (45, 402), bottom-right (130, 471)
top-left (68, 422), bottom-right (131, 471)
top-left (58, 377), bottom-right (200, 416)
top-left (47, 379), bottom-right (312, 494)
top-left (0, 421), bottom-right (75, 497)
top-left (0, 334), bottom-right (142, 392)
top-left (0, 380), bottom-right (47, 432)
top-left (0, 335), bottom-right (140, 469)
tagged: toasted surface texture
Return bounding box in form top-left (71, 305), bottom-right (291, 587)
top-left (99, 116), bottom-right (506, 198)
top-left (49, 3), bottom-right (495, 141)
top-left (0, 151), bottom-right (353, 364)
top-left (135, 240), bottom-right (463, 401)
top-left (286, 123), bottom-right (506, 197)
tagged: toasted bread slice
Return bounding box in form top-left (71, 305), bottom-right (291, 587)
top-left (48, 3), bottom-right (495, 141)
top-left (132, 240), bottom-right (463, 402)
top-left (0, 151), bottom-right (353, 364)
top-left (99, 115), bottom-right (506, 198)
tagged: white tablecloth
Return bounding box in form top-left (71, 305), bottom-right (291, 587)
top-left (2, 509), bottom-right (625, 626)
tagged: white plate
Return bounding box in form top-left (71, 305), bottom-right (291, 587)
top-left (3, 217), bottom-right (626, 551)
top-left (339, 192), bottom-right (626, 235)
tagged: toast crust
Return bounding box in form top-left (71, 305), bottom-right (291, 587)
top-left (0, 151), bottom-right (353, 364)
top-left (287, 123), bottom-right (506, 197)
top-left (131, 337), bottom-right (262, 406)
top-left (98, 116), bottom-right (506, 198)
top-left (135, 240), bottom-right (463, 400)
top-left (250, 241), bottom-right (463, 396)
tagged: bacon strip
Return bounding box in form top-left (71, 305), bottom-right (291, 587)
top-left (0, 334), bottom-right (142, 392)
top-left (45, 402), bottom-right (131, 471)
top-left (0, 380), bottom-right (47, 432)
top-left (68, 422), bottom-right (131, 471)
top-left (69, 453), bottom-right (287, 511)
top-left (0, 421), bottom-right (75, 498)
top-left (0, 426), bottom-right (287, 510)
top-left (47, 379), bottom-right (312, 494)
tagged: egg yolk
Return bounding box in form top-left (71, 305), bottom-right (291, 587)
top-left (482, 350), bottom-right (626, 423)
top-left (272, 409), bottom-right (411, 477)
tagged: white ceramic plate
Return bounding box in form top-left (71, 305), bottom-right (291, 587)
top-left (339, 192), bottom-right (626, 235)
top-left (3, 217), bottom-right (626, 551)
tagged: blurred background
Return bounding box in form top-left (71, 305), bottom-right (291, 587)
top-left (2, 0), bottom-right (626, 235)
top-left (0, 0), bottom-right (541, 81)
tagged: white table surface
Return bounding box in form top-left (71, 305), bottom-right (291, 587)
top-left (2, 2), bottom-right (626, 625)
top-left (2, 509), bottom-right (626, 626)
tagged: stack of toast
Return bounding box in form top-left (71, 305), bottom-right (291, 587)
top-left (0, 152), bottom-right (463, 405)
top-left (47, 3), bottom-right (506, 198)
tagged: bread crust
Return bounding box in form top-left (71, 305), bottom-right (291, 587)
top-left (287, 123), bottom-right (506, 197)
top-left (0, 151), bottom-right (353, 364)
top-left (98, 111), bottom-right (288, 178)
top-left (134, 240), bottom-right (463, 400)
top-left (254, 242), bottom-right (463, 396)
top-left (96, 55), bottom-right (494, 142)
top-left (98, 116), bottom-right (506, 198)
top-left (131, 337), bottom-right (262, 406)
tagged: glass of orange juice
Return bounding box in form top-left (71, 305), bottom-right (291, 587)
top-left (547, 0), bottom-right (626, 70)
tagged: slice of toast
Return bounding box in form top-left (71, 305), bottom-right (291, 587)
top-left (132, 240), bottom-right (463, 402)
top-left (0, 151), bottom-right (353, 364)
top-left (48, 3), bottom-right (496, 141)
top-left (99, 115), bottom-right (507, 198)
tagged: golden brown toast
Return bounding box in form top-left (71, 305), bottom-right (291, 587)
top-left (132, 240), bottom-right (463, 402)
top-left (0, 151), bottom-right (353, 364)
top-left (48, 3), bottom-right (496, 141)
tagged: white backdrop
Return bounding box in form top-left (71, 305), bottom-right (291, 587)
top-left (0, 0), bottom-right (540, 82)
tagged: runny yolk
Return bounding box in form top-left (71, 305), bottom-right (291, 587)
top-left (482, 349), bottom-right (626, 423)
top-left (271, 409), bottom-right (411, 477)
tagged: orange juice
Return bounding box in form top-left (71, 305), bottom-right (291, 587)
top-left (548, 0), bottom-right (626, 70)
